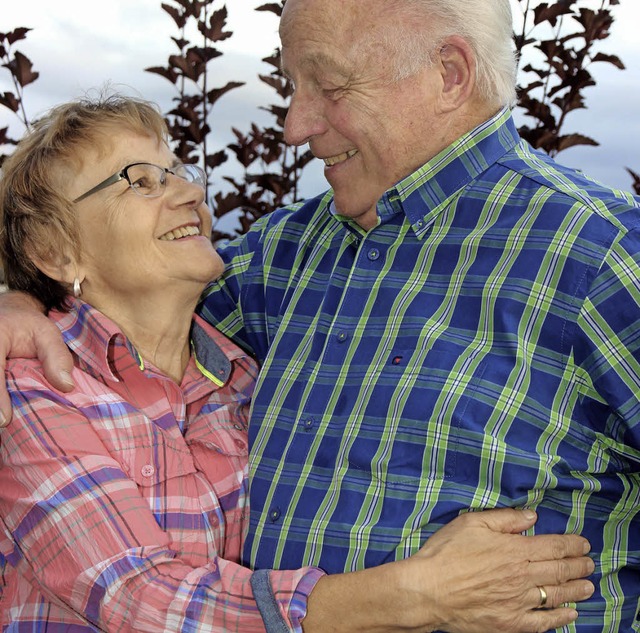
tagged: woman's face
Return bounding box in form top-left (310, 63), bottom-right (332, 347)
top-left (70, 130), bottom-right (222, 309)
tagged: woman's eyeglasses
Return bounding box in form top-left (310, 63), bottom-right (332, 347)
top-left (73, 162), bottom-right (206, 203)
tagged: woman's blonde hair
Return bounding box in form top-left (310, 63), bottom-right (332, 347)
top-left (0, 93), bottom-right (168, 311)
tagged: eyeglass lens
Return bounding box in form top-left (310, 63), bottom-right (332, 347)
top-left (125, 163), bottom-right (205, 198)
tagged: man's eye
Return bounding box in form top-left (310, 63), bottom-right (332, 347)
top-left (323, 87), bottom-right (345, 100)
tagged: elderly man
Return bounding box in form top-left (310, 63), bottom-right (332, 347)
top-left (2, 0), bottom-right (639, 630)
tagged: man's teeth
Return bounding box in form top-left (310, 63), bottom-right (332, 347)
top-left (158, 225), bottom-right (201, 241)
top-left (324, 149), bottom-right (358, 167)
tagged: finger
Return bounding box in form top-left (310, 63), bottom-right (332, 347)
top-left (0, 340), bottom-right (12, 425)
top-left (527, 554), bottom-right (595, 585)
top-left (529, 579), bottom-right (595, 609)
top-left (534, 585), bottom-right (548, 609)
top-left (0, 383), bottom-right (12, 426)
top-left (461, 507), bottom-right (539, 534)
top-left (519, 606), bottom-right (579, 631)
top-left (38, 343), bottom-right (75, 393)
top-left (520, 532), bottom-right (591, 562)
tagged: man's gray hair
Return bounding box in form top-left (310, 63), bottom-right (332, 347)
top-left (387, 0), bottom-right (518, 107)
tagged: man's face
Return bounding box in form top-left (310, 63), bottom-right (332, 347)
top-left (280, 0), bottom-right (443, 229)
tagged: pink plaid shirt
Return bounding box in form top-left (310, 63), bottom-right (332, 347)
top-left (0, 299), bottom-right (322, 632)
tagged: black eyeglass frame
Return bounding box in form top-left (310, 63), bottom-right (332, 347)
top-left (73, 162), bottom-right (206, 203)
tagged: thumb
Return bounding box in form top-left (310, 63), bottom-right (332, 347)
top-left (0, 377), bottom-right (12, 427)
top-left (38, 344), bottom-right (75, 393)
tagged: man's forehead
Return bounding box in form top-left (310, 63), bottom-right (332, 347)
top-left (282, 47), bottom-right (352, 78)
top-left (280, 0), bottom-right (371, 38)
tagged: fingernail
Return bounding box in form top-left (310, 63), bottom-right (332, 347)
top-left (522, 509), bottom-right (536, 520)
top-left (60, 370), bottom-right (74, 387)
top-left (583, 540), bottom-right (592, 554)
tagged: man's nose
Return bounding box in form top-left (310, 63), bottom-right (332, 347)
top-left (284, 89), bottom-right (326, 147)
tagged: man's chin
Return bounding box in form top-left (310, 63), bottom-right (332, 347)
top-left (332, 194), bottom-right (378, 230)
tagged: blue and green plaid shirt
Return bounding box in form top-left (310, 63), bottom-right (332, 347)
top-left (201, 108), bottom-right (640, 631)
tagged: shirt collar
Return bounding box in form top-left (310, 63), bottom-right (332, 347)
top-left (326, 107), bottom-right (519, 237)
top-left (388, 107), bottom-right (519, 236)
top-left (51, 298), bottom-right (244, 386)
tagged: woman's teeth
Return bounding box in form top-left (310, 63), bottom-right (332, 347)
top-left (159, 225), bottom-right (200, 241)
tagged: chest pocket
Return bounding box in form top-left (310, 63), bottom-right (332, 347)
top-left (113, 415), bottom-right (197, 488)
top-left (346, 350), bottom-right (487, 485)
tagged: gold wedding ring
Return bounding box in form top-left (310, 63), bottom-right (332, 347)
top-left (538, 586), bottom-right (548, 608)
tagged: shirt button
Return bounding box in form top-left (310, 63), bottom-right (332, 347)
top-left (416, 219), bottom-right (424, 229)
top-left (141, 464), bottom-right (155, 478)
top-left (269, 507), bottom-right (281, 522)
top-left (367, 248), bottom-right (380, 261)
top-left (233, 423), bottom-right (244, 431)
top-left (303, 418), bottom-right (315, 431)
top-left (337, 331), bottom-right (348, 343)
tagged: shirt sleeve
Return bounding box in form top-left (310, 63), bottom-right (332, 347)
top-left (0, 366), bottom-right (324, 633)
top-left (573, 224), bottom-right (640, 455)
top-left (199, 205), bottom-right (300, 362)
top-left (199, 231), bottom-right (267, 360)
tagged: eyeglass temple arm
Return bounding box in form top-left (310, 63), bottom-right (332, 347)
top-left (73, 172), bottom-right (125, 203)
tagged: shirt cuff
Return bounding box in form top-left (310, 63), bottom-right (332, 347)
top-left (250, 567), bottom-right (325, 633)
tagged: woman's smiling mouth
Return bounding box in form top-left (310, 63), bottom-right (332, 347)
top-left (158, 225), bottom-right (201, 241)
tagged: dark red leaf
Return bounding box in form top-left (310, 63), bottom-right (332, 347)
top-left (145, 66), bottom-right (178, 84)
top-left (556, 133), bottom-right (599, 152)
top-left (6, 27), bottom-right (32, 46)
top-left (206, 81), bottom-right (244, 106)
top-left (533, 1), bottom-right (574, 27)
top-left (200, 7), bottom-right (232, 42)
top-left (0, 92), bottom-right (20, 112)
top-left (6, 51), bottom-right (39, 87)
top-left (161, 3), bottom-right (187, 28)
top-left (256, 3), bottom-right (283, 17)
top-left (592, 52), bottom-right (625, 70)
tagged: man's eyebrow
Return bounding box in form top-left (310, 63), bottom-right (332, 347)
top-left (283, 51), bottom-right (351, 79)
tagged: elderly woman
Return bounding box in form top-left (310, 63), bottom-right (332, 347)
top-left (0, 94), bottom-right (334, 631)
top-left (0, 94), bottom-right (594, 633)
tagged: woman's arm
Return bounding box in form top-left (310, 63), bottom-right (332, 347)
top-left (0, 363), bottom-right (320, 632)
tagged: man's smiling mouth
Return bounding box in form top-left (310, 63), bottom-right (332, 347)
top-left (323, 149), bottom-right (358, 167)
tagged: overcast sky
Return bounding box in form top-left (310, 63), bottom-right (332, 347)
top-left (2, 0), bottom-right (639, 201)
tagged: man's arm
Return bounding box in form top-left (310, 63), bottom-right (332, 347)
top-left (303, 508), bottom-right (595, 633)
top-left (0, 291), bottom-right (74, 424)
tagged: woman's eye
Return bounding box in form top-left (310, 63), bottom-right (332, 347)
top-left (131, 177), bottom-right (151, 192)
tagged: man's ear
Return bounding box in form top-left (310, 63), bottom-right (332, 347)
top-left (437, 35), bottom-right (476, 112)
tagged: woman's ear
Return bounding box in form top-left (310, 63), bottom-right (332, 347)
top-left (31, 250), bottom-right (81, 287)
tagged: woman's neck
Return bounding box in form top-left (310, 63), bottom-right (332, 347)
top-left (86, 290), bottom-right (200, 383)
